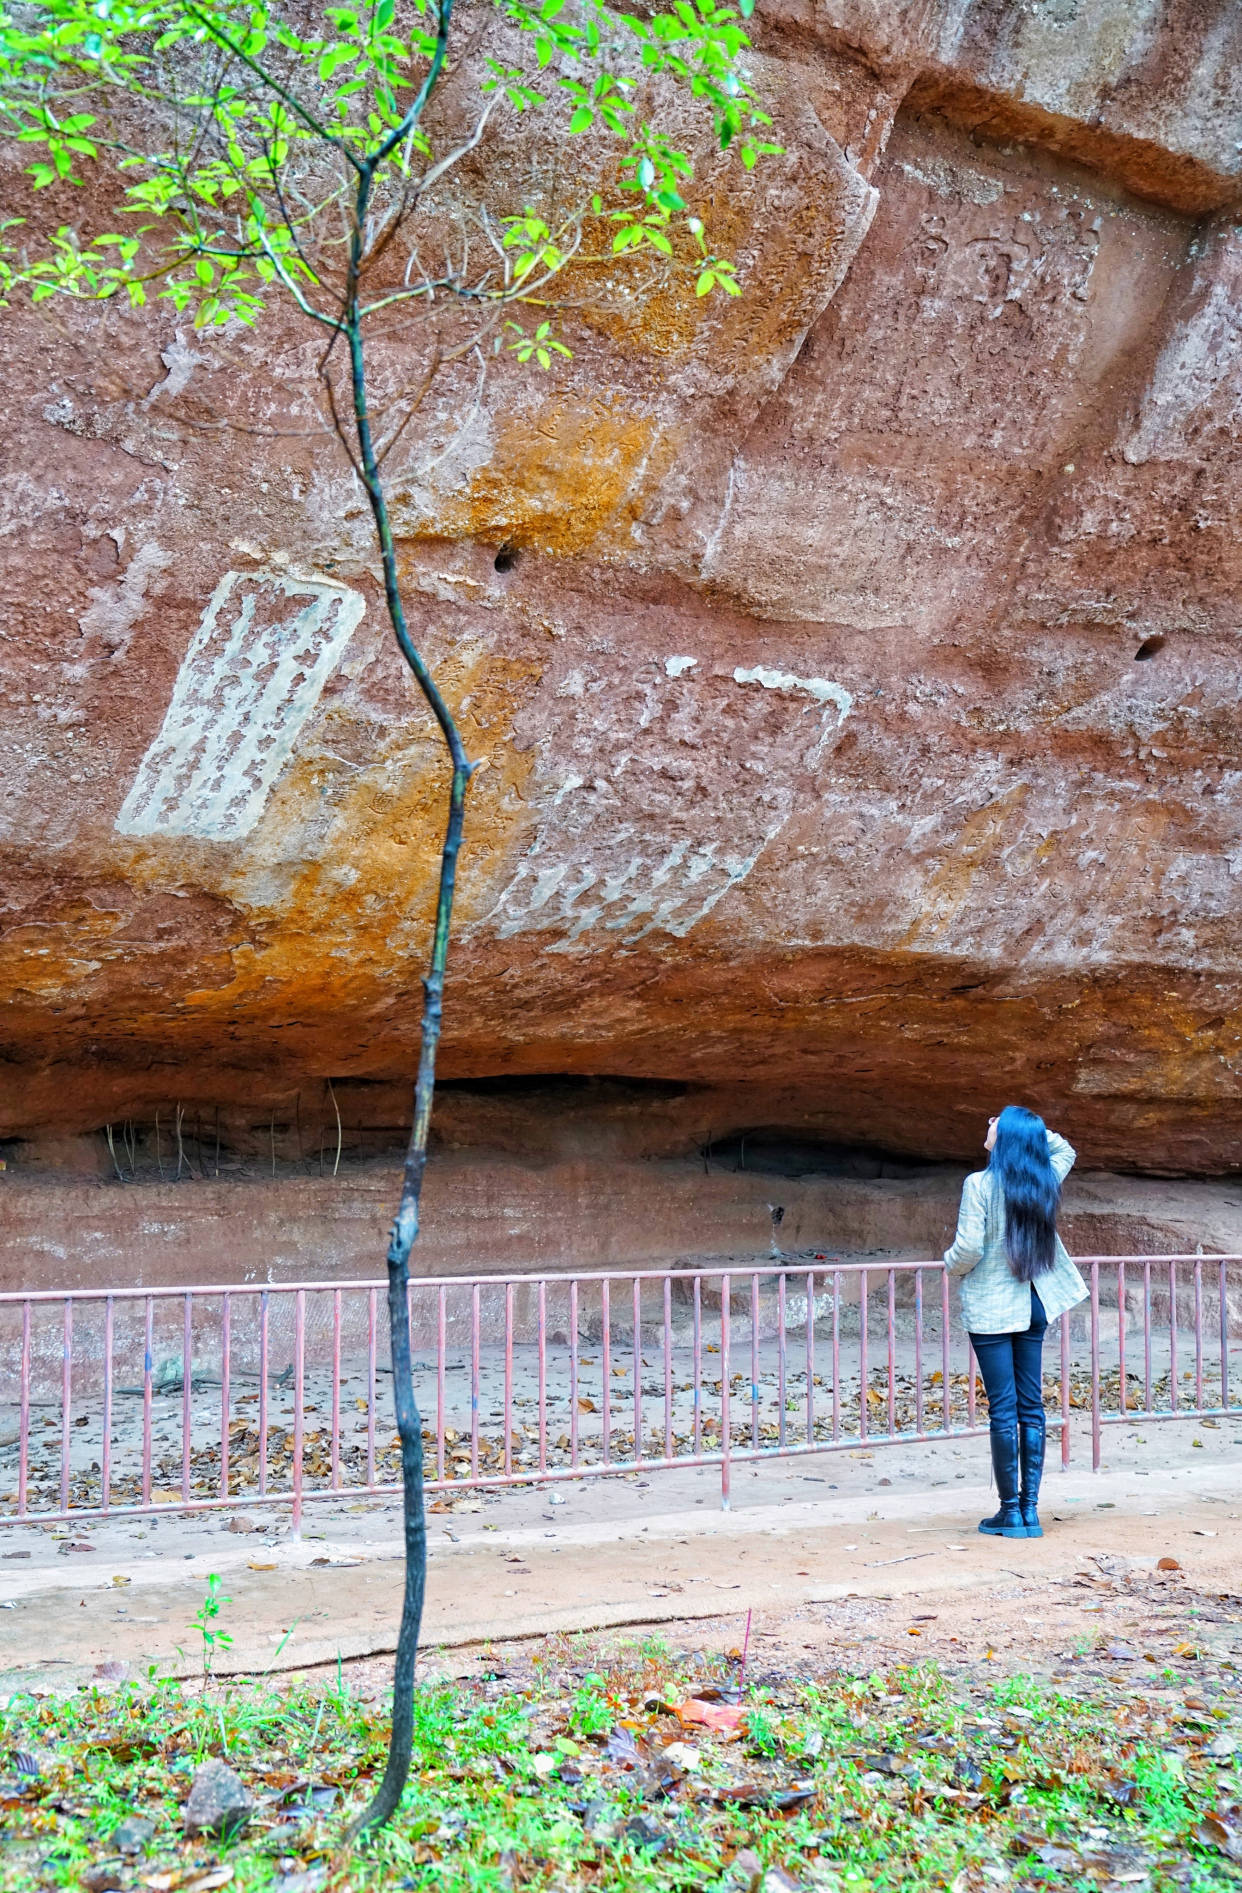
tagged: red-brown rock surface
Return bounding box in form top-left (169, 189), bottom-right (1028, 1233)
top-left (2, 0), bottom-right (1241, 1194)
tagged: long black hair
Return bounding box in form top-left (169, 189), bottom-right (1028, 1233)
top-left (990, 1105), bottom-right (1059, 1282)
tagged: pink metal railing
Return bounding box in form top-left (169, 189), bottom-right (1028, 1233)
top-left (1, 1256), bottom-right (1237, 1530)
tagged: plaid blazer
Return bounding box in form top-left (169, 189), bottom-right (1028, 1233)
top-left (943, 1131), bottom-right (1088, 1335)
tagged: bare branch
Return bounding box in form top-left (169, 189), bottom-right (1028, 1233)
top-left (374, 343), bottom-right (443, 467)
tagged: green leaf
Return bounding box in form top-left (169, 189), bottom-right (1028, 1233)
top-left (695, 268), bottom-right (714, 295)
top-left (568, 105), bottom-right (593, 133)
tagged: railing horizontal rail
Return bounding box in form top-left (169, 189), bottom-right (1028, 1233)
top-left (3, 1255), bottom-right (1235, 1306)
top-left (1, 1255), bottom-right (1236, 1528)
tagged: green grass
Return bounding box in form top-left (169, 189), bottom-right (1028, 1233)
top-left (1, 1644), bottom-right (1240, 1891)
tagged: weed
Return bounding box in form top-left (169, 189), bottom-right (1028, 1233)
top-left (568, 1671), bottom-right (615, 1738)
top-left (191, 1573), bottom-right (234, 1685)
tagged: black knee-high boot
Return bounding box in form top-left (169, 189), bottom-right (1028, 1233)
top-left (1019, 1420), bottom-right (1046, 1538)
top-left (978, 1426), bottom-right (1025, 1537)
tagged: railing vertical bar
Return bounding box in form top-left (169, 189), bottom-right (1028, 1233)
top-left (914, 1270), bottom-right (924, 1437)
top-left (182, 1294), bottom-right (193, 1502)
top-left (720, 1274), bottom-right (731, 1511)
top-left (366, 1286), bottom-right (378, 1489)
top-left (59, 1300), bottom-right (74, 1515)
top-left (633, 1277), bottom-right (643, 1464)
top-left (693, 1277), bottom-right (702, 1456)
top-left (805, 1269), bottom-right (815, 1446)
top-left (219, 1293), bottom-right (231, 1502)
top-left (569, 1280), bottom-right (580, 1468)
top-left (1060, 1310), bottom-right (1071, 1469)
top-left (292, 1288), bottom-right (305, 1536)
top-left (601, 1278), bottom-right (612, 1467)
top-left (662, 1277), bottom-right (673, 1460)
top-left (1194, 1258), bottom-right (1203, 1414)
top-left (1168, 1259), bottom-right (1178, 1415)
top-left (1221, 1259), bottom-right (1230, 1412)
top-left (749, 1272), bottom-right (760, 1452)
top-left (258, 1291), bottom-right (269, 1499)
top-left (831, 1268), bottom-right (841, 1443)
top-left (436, 1286), bottom-right (446, 1486)
top-left (504, 1282), bottom-right (515, 1478)
top-left (886, 1269), bottom-right (897, 1437)
top-left (941, 1271), bottom-right (952, 1434)
top-left (1090, 1262), bottom-right (1101, 1471)
top-left (777, 1273), bottom-right (787, 1450)
top-left (858, 1272), bottom-right (867, 1444)
top-left (17, 1303), bottom-right (30, 1517)
top-left (1143, 1260), bottom-right (1153, 1411)
top-left (1117, 1261), bottom-right (1127, 1421)
top-left (101, 1297), bottom-right (113, 1514)
top-left (470, 1284), bottom-right (481, 1482)
top-left (139, 1298), bottom-right (152, 1508)
top-left (330, 1287), bottom-right (342, 1493)
top-left (538, 1281), bottom-right (548, 1476)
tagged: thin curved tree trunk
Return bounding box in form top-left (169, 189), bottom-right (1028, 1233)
top-left (342, 161), bottom-right (474, 1840)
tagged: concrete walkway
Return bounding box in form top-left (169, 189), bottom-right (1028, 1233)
top-left (2, 1440), bottom-right (1240, 1697)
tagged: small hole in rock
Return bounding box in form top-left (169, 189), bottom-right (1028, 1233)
top-left (494, 544), bottom-right (520, 574)
top-left (1134, 635), bottom-right (1165, 661)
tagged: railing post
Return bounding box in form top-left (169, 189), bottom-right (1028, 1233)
top-left (720, 1273), bottom-right (731, 1512)
top-left (1090, 1261), bottom-right (1101, 1472)
top-left (1060, 1310), bottom-right (1071, 1469)
top-left (291, 1288), bottom-right (305, 1539)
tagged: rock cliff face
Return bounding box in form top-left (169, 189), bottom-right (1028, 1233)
top-left (2, 0), bottom-right (1241, 1203)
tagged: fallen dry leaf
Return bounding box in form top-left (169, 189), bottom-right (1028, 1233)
top-left (676, 1699), bottom-right (746, 1735)
top-left (1196, 1814), bottom-right (1242, 1862)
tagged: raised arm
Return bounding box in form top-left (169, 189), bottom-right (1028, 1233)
top-left (943, 1172), bottom-right (987, 1275)
top-left (1045, 1130), bottom-right (1076, 1184)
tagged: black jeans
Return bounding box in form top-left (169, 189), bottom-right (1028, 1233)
top-left (969, 1288), bottom-right (1047, 1432)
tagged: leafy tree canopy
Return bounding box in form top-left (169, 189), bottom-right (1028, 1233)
top-left (0, 0), bottom-right (778, 331)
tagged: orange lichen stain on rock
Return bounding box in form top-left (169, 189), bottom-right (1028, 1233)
top-left (900, 782), bottom-right (1033, 949)
top-left (395, 397), bottom-right (679, 558)
top-left (177, 644), bottom-right (541, 1030)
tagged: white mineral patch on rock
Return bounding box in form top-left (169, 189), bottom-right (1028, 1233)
top-left (476, 657), bottom-right (857, 950)
top-left (115, 569), bottom-right (365, 842)
top-left (732, 666), bottom-right (854, 723)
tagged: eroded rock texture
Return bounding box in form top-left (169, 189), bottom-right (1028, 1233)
top-left (2, 0), bottom-right (1241, 1189)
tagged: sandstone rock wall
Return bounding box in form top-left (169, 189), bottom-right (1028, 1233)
top-left (2, 0), bottom-right (1241, 1242)
top-left (4, 1154), bottom-right (1240, 1296)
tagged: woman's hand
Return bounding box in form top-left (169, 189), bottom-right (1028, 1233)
top-left (985, 1115), bottom-right (999, 1153)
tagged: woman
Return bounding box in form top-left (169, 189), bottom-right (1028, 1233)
top-left (944, 1106), bottom-right (1087, 1539)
